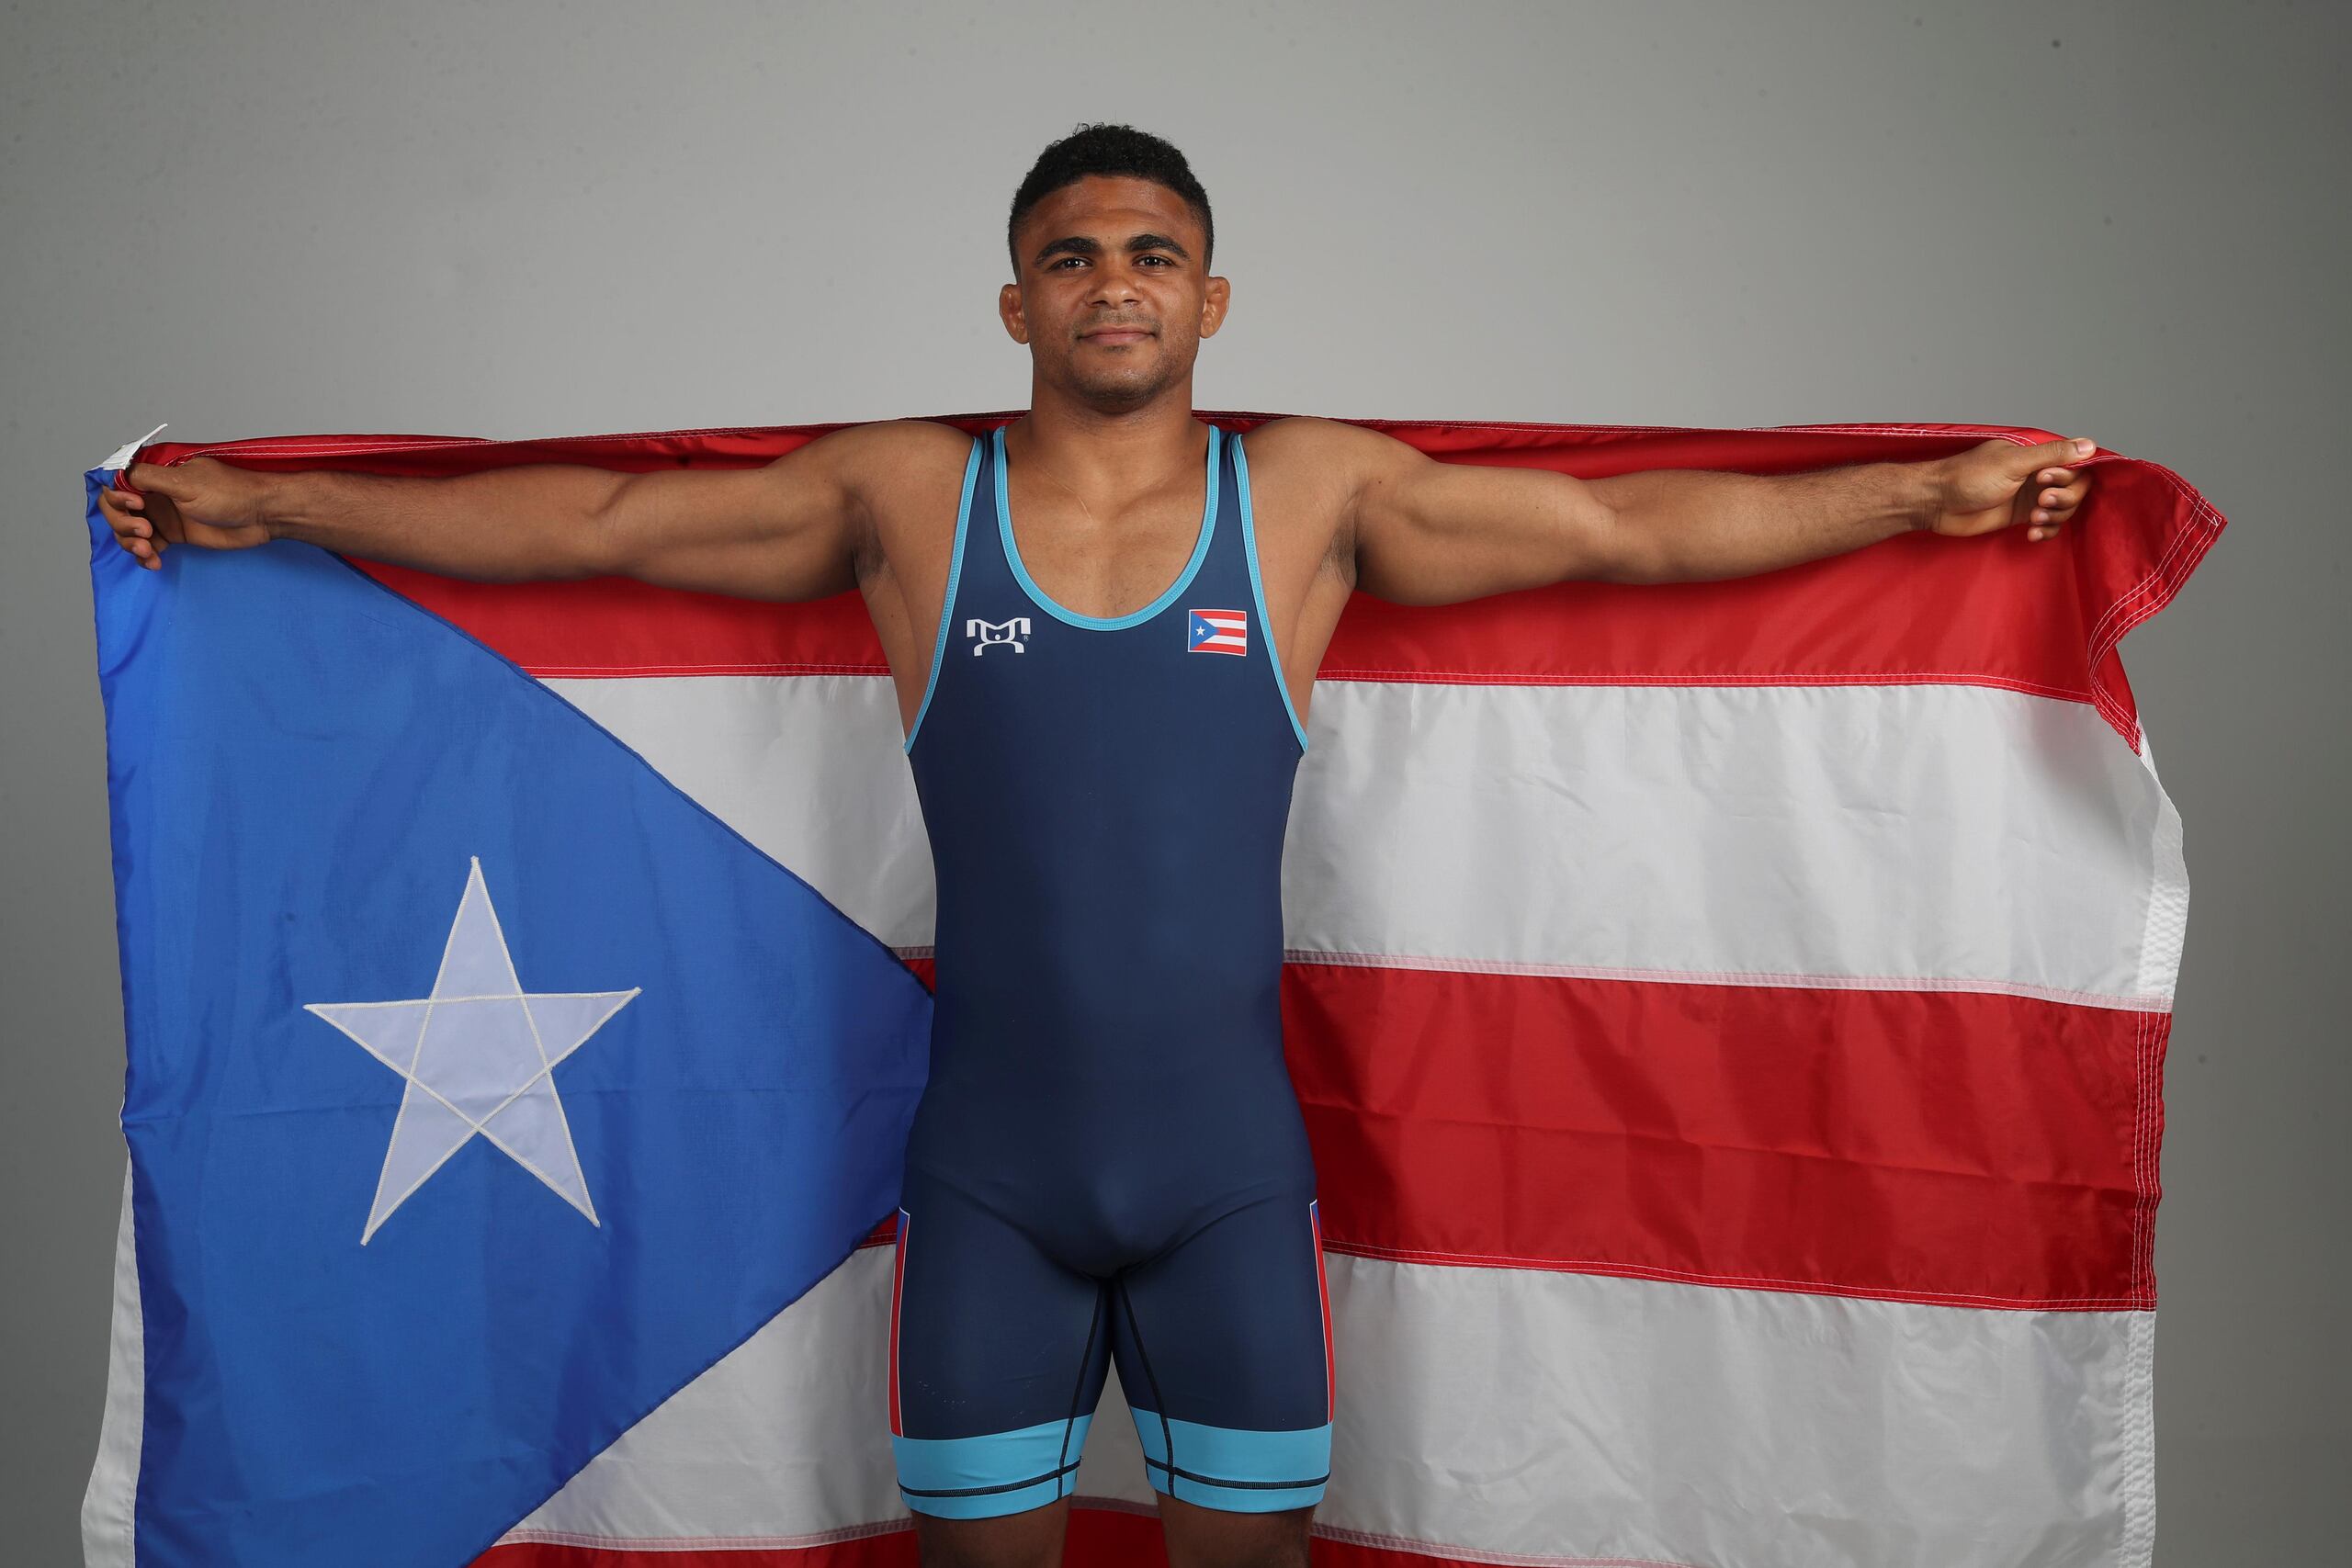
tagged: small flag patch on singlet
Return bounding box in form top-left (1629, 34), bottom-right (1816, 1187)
top-left (1188, 608), bottom-right (1248, 656)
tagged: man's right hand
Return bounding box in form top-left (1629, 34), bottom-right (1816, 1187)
top-left (98, 457), bottom-right (276, 570)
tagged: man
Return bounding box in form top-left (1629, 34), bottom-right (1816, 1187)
top-left (96, 122), bottom-right (2093, 1568)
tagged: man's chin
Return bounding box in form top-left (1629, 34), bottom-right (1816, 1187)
top-left (1070, 367), bottom-right (1173, 409)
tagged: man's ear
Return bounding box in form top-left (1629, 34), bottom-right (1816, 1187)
top-left (999, 282), bottom-right (1028, 344)
top-left (1199, 275), bottom-right (1230, 339)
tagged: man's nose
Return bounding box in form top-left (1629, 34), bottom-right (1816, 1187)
top-left (1089, 263), bottom-right (1144, 307)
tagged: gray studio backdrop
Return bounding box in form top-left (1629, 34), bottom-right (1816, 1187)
top-left (5, 2), bottom-right (2344, 1562)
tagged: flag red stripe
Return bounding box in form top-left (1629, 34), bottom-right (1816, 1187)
top-left (123, 412), bottom-right (2222, 747)
top-left (1278, 963), bottom-right (2165, 1311)
top-left (865, 953), bottom-right (2161, 1308)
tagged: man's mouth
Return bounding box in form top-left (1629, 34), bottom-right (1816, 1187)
top-left (1082, 328), bottom-right (1152, 344)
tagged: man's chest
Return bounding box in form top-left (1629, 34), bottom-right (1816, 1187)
top-left (866, 427), bottom-right (1353, 738)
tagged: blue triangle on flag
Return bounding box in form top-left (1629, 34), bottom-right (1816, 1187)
top-left (84, 469), bottom-right (932, 1565)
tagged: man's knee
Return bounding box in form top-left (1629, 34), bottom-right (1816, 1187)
top-left (1156, 1492), bottom-right (1315, 1568)
top-left (910, 1494), bottom-right (1069, 1568)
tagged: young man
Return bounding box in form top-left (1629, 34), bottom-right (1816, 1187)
top-left (98, 123), bottom-right (2092, 1568)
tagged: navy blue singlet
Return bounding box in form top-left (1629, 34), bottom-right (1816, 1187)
top-left (888, 421), bottom-right (1333, 1520)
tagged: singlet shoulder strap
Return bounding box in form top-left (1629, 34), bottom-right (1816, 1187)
top-left (902, 434), bottom-right (986, 755)
top-left (1230, 430), bottom-right (1311, 753)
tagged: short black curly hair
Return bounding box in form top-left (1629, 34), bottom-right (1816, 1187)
top-left (1007, 123), bottom-right (1213, 278)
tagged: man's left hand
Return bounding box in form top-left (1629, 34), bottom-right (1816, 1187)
top-left (1925, 436), bottom-right (2097, 543)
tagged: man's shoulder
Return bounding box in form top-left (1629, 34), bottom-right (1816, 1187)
top-left (786, 418), bottom-right (976, 514)
top-left (867, 416), bottom-right (980, 447)
top-left (805, 416), bottom-right (976, 469)
top-left (1232, 413), bottom-right (1415, 480)
top-left (1229, 415), bottom-right (1414, 515)
top-left (1234, 413), bottom-right (1385, 454)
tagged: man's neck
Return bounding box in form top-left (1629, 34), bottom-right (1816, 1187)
top-left (1010, 387), bottom-right (1208, 497)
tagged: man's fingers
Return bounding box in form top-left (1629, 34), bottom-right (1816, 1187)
top-left (2021, 446), bottom-right (2096, 542)
top-left (100, 476), bottom-right (173, 561)
top-left (107, 496), bottom-right (153, 538)
top-left (2030, 479), bottom-right (2090, 523)
top-left (100, 491), bottom-right (152, 541)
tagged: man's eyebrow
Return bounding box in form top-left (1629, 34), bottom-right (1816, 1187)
top-left (1032, 231), bottom-right (1193, 265)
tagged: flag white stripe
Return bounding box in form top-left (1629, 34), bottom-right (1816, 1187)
top-left (547, 673), bottom-right (935, 951)
top-left (2132, 732), bottom-right (2190, 1004)
top-left (80, 1159), bottom-right (141, 1568)
top-left (546, 673), bottom-right (2180, 1007)
top-left (493, 1240), bottom-right (2154, 1568)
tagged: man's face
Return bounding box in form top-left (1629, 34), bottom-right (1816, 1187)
top-left (1001, 175), bottom-right (1227, 412)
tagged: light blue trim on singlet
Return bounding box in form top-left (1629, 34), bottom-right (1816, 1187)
top-left (892, 1412), bottom-right (1095, 1518)
top-left (902, 435), bottom-right (984, 755)
top-left (1128, 1412), bottom-right (1332, 1510)
top-left (995, 423), bottom-right (1221, 631)
top-left (1231, 433), bottom-right (1311, 755)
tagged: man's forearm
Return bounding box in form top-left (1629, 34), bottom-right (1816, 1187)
top-left (1593, 461), bottom-right (1939, 584)
top-left (266, 465), bottom-right (628, 582)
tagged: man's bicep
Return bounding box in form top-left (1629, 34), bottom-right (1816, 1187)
top-left (594, 432), bottom-right (867, 603)
top-left (1350, 435), bottom-right (1628, 604)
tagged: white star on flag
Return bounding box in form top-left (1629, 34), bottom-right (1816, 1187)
top-left (304, 857), bottom-right (639, 1244)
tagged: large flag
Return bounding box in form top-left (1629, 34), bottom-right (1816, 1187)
top-left (79, 412), bottom-right (2222, 1568)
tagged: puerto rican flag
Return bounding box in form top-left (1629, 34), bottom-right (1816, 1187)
top-left (80, 412), bottom-right (2222, 1568)
top-left (1188, 606), bottom-right (1249, 655)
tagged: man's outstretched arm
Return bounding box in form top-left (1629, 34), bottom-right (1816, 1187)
top-left (95, 421), bottom-right (933, 604)
top-left (1325, 419), bottom-right (2097, 606)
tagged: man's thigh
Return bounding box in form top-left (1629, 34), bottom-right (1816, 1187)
top-left (1111, 1187), bottom-right (1335, 1516)
top-left (889, 1168), bottom-right (1111, 1522)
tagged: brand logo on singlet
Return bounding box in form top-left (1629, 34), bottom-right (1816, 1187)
top-left (967, 615), bottom-right (1032, 654)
